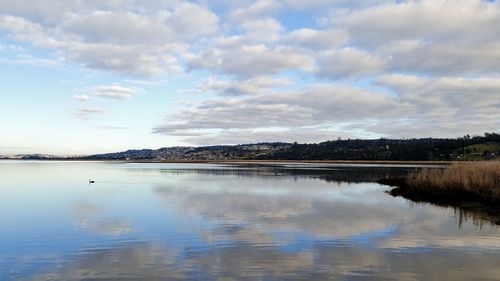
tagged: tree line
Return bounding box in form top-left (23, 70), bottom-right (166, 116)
top-left (261, 133), bottom-right (500, 161)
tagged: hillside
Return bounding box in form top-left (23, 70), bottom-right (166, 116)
top-left (4, 133), bottom-right (499, 161)
top-left (78, 133), bottom-right (499, 161)
top-left (264, 133), bottom-right (500, 161)
top-left (81, 143), bottom-right (290, 161)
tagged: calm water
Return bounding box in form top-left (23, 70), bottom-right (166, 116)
top-left (1, 161), bottom-right (500, 281)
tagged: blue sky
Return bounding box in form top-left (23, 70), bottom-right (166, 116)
top-left (0, 0), bottom-right (499, 155)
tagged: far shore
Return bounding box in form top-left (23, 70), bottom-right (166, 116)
top-left (129, 159), bottom-right (454, 165)
top-left (0, 158), bottom-right (454, 165)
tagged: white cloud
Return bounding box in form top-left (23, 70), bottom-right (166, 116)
top-left (282, 0), bottom-right (332, 10)
top-left (94, 125), bottom-right (128, 130)
top-left (238, 18), bottom-right (283, 43)
top-left (316, 48), bottom-right (385, 78)
top-left (153, 83), bottom-right (404, 142)
top-left (0, 2), bottom-right (217, 77)
top-left (283, 0), bottom-right (387, 10)
top-left (374, 74), bottom-right (500, 136)
top-left (387, 41), bottom-right (500, 76)
top-left (66, 43), bottom-right (181, 77)
top-left (227, 0), bottom-right (281, 22)
top-left (169, 2), bottom-right (219, 37)
top-left (73, 94), bottom-right (92, 102)
top-left (333, 0), bottom-right (500, 47)
top-left (0, 0), bottom-right (186, 25)
top-left (377, 74), bottom-right (500, 112)
top-left (285, 28), bottom-right (348, 50)
top-left (187, 75), bottom-right (292, 96)
top-left (3, 0), bottom-right (500, 79)
top-left (155, 71), bottom-right (500, 142)
top-left (62, 11), bottom-right (178, 45)
top-left (90, 85), bottom-right (138, 100)
top-left (0, 15), bottom-right (53, 47)
top-left (328, 0), bottom-right (500, 76)
top-left (2, 0), bottom-right (500, 142)
top-left (71, 85), bottom-right (140, 121)
top-left (188, 44), bottom-right (314, 77)
top-left (74, 107), bottom-right (106, 119)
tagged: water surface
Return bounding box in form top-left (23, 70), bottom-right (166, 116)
top-left (1, 161), bottom-right (500, 280)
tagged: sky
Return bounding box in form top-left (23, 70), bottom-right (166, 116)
top-left (0, 0), bottom-right (499, 155)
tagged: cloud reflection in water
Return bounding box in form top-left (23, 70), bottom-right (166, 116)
top-left (2, 162), bottom-right (500, 280)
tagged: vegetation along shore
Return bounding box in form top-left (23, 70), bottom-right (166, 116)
top-left (380, 161), bottom-right (500, 204)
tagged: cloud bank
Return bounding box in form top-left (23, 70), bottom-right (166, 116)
top-left (1, 0), bottom-right (499, 144)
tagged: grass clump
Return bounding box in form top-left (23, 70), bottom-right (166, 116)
top-left (404, 161), bottom-right (500, 202)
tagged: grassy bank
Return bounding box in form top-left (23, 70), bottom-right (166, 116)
top-left (382, 161), bottom-right (500, 203)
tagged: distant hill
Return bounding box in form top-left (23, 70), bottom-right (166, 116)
top-left (0, 154), bottom-right (59, 160)
top-left (263, 133), bottom-right (500, 161)
top-left (3, 133), bottom-right (499, 161)
top-left (80, 143), bottom-right (291, 161)
top-left (78, 133), bottom-right (499, 161)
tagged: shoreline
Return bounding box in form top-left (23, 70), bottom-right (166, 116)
top-left (381, 180), bottom-right (500, 225)
top-left (0, 158), bottom-right (455, 165)
top-left (378, 161), bottom-right (500, 224)
top-left (134, 159), bottom-right (454, 165)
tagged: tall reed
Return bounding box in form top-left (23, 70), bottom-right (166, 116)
top-left (406, 161), bottom-right (500, 202)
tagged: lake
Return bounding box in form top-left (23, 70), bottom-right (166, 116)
top-left (1, 161), bottom-right (500, 280)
